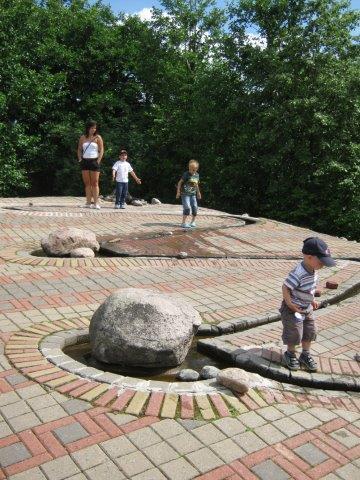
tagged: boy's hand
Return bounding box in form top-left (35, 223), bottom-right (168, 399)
top-left (176, 193), bottom-right (180, 199)
top-left (287, 303), bottom-right (305, 314)
top-left (136, 178), bottom-right (142, 184)
top-left (311, 300), bottom-right (319, 310)
top-left (197, 193), bottom-right (202, 200)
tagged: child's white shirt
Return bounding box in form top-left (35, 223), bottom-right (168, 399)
top-left (112, 160), bottom-right (133, 182)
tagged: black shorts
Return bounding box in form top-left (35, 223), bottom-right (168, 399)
top-left (80, 158), bottom-right (100, 172)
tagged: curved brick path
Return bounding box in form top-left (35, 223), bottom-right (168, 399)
top-left (0, 197), bottom-right (359, 479)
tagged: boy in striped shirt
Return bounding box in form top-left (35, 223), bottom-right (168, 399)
top-left (281, 237), bottom-right (335, 371)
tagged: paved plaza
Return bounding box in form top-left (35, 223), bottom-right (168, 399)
top-left (0, 197), bottom-right (359, 479)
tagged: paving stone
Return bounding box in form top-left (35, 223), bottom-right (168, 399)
top-left (8, 412), bottom-right (41, 432)
top-left (0, 421), bottom-right (13, 438)
top-left (53, 422), bottom-right (89, 444)
top-left (290, 411), bottom-right (324, 429)
top-left (85, 461), bottom-right (125, 480)
top-left (167, 431), bottom-right (204, 455)
top-left (151, 419), bottom-right (186, 439)
top-left (335, 463), bottom-right (360, 480)
top-left (27, 394), bottom-right (57, 410)
top-left (191, 423), bottom-right (226, 445)
top-left (233, 431), bottom-right (267, 453)
top-left (295, 442), bottom-right (329, 466)
top-left (177, 419), bottom-right (207, 430)
top-left (100, 435), bottom-right (137, 457)
top-left (209, 438), bottom-right (245, 462)
top-left (333, 409), bottom-right (360, 422)
top-left (186, 446), bottom-right (224, 473)
top-left (252, 459), bottom-right (290, 480)
top-left (272, 417), bottom-right (306, 437)
top-left (160, 457), bottom-right (199, 480)
top-left (127, 426), bottom-right (162, 449)
top-left (1, 400), bottom-right (31, 419)
top-left (238, 411), bottom-right (267, 429)
top-left (41, 456), bottom-right (81, 480)
top-left (61, 399), bottom-right (90, 415)
top-left (36, 404), bottom-right (67, 423)
top-left (330, 428), bottom-right (360, 448)
top-left (106, 412), bottom-right (137, 426)
top-left (8, 467), bottom-right (47, 480)
top-left (116, 451), bottom-right (154, 477)
top-left (257, 405), bottom-right (285, 421)
top-left (0, 392), bottom-right (20, 407)
top-left (132, 467), bottom-right (167, 480)
top-left (6, 374), bottom-right (27, 386)
top-left (213, 417), bottom-right (247, 436)
top-left (254, 423), bottom-right (287, 444)
top-left (71, 444), bottom-right (108, 470)
top-left (276, 404), bottom-right (302, 415)
top-left (0, 442), bottom-right (31, 467)
top-left (143, 440), bottom-right (179, 465)
top-left (307, 407), bottom-right (338, 422)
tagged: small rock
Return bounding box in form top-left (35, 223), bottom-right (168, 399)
top-left (217, 368), bottom-right (250, 394)
top-left (241, 213), bottom-right (249, 217)
top-left (355, 354), bottom-right (360, 362)
top-left (326, 281), bottom-right (338, 289)
top-left (176, 369), bottom-right (199, 381)
top-left (70, 248), bottom-right (95, 258)
top-left (200, 366), bottom-right (220, 380)
top-left (178, 252), bottom-right (188, 259)
top-left (151, 198), bottom-right (161, 205)
top-left (28, 202), bottom-right (33, 206)
top-left (140, 199), bottom-right (147, 205)
top-left (132, 200), bottom-right (143, 206)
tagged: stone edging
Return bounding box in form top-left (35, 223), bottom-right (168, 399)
top-left (39, 329), bottom-right (223, 395)
top-left (198, 339), bottom-right (360, 393)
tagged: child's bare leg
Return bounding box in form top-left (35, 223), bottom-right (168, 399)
top-left (286, 344), bottom-right (296, 354)
top-left (301, 340), bottom-right (311, 351)
top-left (182, 215), bottom-right (189, 224)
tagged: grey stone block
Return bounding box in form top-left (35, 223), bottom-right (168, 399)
top-left (252, 459), bottom-right (289, 480)
top-left (0, 442), bottom-right (31, 467)
top-left (53, 422), bottom-right (89, 444)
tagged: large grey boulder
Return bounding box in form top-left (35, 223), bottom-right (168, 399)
top-left (89, 288), bottom-right (202, 367)
top-left (41, 228), bottom-right (99, 256)
top-left (217, 368), bottom-right (250, 394)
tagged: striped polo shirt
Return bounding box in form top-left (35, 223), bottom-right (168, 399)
top-left (283, 261), bottom-right (318, 309)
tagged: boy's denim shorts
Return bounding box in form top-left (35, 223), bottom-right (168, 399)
top-left (279, 301), bottom-right (317, 345)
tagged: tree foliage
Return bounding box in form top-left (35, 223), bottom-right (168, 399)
top-left (0, 0), bottom-right (359, 239)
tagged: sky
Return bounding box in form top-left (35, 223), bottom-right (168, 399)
top-left (103, 0), bottom-right (359, 18)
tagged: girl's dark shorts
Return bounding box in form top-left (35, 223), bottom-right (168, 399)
top-left (80, 158), bottom-right (100, 172)
top-left (280, 301), bottom-right (317, 345)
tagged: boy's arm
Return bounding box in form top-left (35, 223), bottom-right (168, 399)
top-left (196, 184), bottom-right (201, 199)
top-left (176, 179), bottom-right (183, 198)
top-left (112, 167), bottom-right (116, 182)
top-left (130, 170), bottom-right (141, 184)
top-left (282, 284), bottom-right (304, 313)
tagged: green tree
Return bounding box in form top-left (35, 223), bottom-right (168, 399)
top-left (224, 0), bottom-right (360, 238)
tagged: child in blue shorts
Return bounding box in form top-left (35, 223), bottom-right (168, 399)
top-left (176, 160), bottom-right (202, 228)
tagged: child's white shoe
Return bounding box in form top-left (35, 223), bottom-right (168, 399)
top-left (181, 223), bottom-right (190, 228)
top-left (189, 222), bottom-right (196, 228)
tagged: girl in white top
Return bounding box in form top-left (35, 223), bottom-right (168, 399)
top-left (77, 120), bottom-right (104, 209)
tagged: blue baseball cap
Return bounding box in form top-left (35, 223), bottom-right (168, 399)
top-left (302, 237), bottom-right (336, 266)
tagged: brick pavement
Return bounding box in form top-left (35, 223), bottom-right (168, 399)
top-left (0, 197), bottom-right (359, 479)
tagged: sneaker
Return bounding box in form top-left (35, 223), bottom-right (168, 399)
top-left (120, 204), bottom-right (126, 209)
top-left (181, 223), bottom-right (191, 228)
top-left (83, 204), bottom-right (91, 208)
top-left (189, 222), bottom-right (196, 228)
top-left (94, 204), bottom-right (101, 210)
top-left (299, 352), bottom-right (318, 372)
top-left (114, 204), bottom-right (120, 209)
top-left (89, 204), bottom-right (95, 209)
top-left (283, 351), bottom-right (299, 371)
